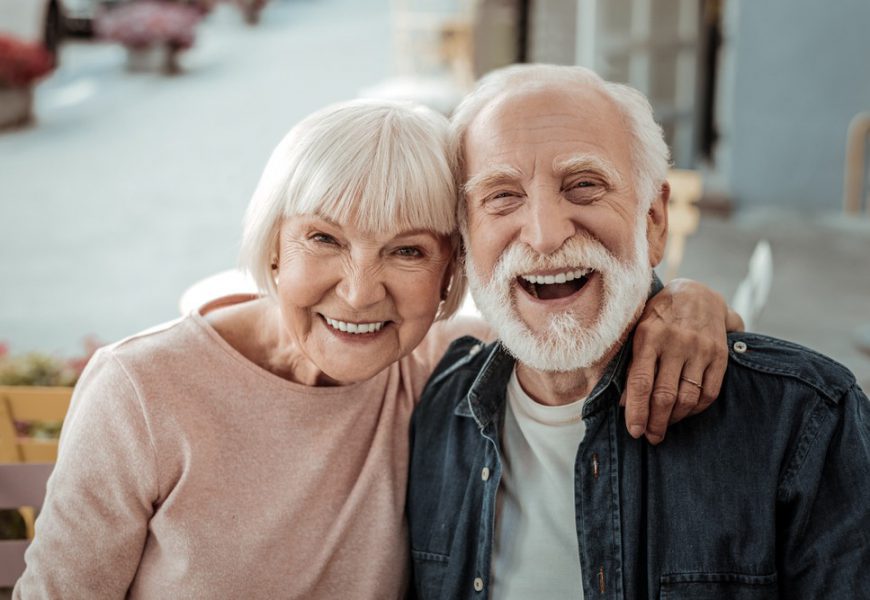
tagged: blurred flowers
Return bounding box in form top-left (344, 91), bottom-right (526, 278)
top-left (96, 1), bottom-right (203, 51)
top-left (0, 336), bottom-right (102, 387)
top-left (0, 36), bottom-right (55, 89)
top-left (232, 0), bottom-right (268, 25)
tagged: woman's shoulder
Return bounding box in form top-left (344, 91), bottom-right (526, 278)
top-left (106, 315), bottom-right (207, 365)
top-left (84, 314), bottom-right (227, 398)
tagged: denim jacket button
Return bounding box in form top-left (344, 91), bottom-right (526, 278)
top-left (481, 467), bottom-right (490, 481)
top-left (733, 341), bottom-right (748, 353)
top-left (473, 577), bottom-right (484, 592)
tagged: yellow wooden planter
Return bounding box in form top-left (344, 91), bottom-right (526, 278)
top-left (0, 386), bottom-right (72, 464)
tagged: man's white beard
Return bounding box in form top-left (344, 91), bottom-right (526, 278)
top-left (465, 222), bottom-right (652, 372)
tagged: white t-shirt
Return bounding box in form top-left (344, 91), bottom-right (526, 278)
top-left (490, 368), bottom-right (587, 600)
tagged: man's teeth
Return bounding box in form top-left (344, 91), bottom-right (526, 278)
top-left (324, 317), bottom-right (385, 334)
top-left (520, 268), bottom-right (591, 285)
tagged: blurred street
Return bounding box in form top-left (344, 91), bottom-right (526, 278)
top-left (1, 0), bottom-right (869, 389)
top-left (1, 0), bottom-right (392, 355)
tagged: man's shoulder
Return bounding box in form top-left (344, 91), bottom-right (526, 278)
top-left (416, 336), bottom-right (499, 414)
top-left (725, 332), bottom-right (857, 404)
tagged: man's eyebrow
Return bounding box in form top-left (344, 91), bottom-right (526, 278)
top-left (552, 154), bottom-right (623, 186)
top-left (462, 164), bottom-right (524, 197)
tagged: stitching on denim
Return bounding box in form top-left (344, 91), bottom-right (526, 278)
top-left (660, 571), bottom-right (778, 584)
top-left (777, 394), bottom-right (835, 504)
top-left (411, 549), bottom-right (449, 563)
top-left (425, 336), bottom-right (485, 388)
top-left (727, 334), bottom-right (854, 404)
top-left (607, 406), bottom-right (624, 597)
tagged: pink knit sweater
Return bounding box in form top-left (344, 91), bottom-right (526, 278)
top-left (14, 311), bottom-right (485, 599)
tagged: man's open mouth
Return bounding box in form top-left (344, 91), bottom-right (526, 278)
top-left (517, 268), bottom-right (593, 300)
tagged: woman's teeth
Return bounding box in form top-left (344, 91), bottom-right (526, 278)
top-left (324, 317), bottom-right (385, 334)
top-left (520, 268), bottom-right (591, 285)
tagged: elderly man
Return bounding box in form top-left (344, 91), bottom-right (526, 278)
top-left (407, 64), bottom-right (870, 599)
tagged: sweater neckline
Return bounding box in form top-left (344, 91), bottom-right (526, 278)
top-left (188, 310), bottom-right (390, 397)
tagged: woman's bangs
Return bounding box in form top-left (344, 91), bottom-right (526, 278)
top-left (284, 130), bottom-right (455, 236)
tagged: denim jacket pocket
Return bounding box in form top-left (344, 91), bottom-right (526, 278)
top-left (659, 572), bottom-right (778, 600)
top-left (411, 549), bottom-right (449, 598)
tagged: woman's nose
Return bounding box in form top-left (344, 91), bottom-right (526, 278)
top-left (335, 264), bottom-right (387, 309)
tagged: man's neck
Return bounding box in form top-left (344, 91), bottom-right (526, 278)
top-left (514, 311), bottom-right (643, 407)
top-left (515, 347), bottom-right (617, 407)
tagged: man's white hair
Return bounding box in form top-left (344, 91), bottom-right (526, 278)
top-left (240, 98), bottom-right (467, 320)
top-left (450, 63), bottom-right (671, 221)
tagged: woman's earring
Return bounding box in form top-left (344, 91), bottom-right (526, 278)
top-left (271, 257), bottom-right (278, 270)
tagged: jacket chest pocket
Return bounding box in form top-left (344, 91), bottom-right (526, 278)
top-left (660, 572), bottom-right (777, 600)
top-left (411, 550), bottom-right (449, 599)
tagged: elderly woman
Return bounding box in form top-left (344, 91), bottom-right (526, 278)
top-left (15, 100), bottom-right (736, 599)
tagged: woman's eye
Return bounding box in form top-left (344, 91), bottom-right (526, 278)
top-left (311, 232), bottom-right (338, 245)
top-left (395, 246), bottom-right (423, 258)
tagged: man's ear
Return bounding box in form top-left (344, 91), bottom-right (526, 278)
top-left (645, 181), bottom-right (669, 266)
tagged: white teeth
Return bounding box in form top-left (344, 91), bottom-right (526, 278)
top-left (324, 317), bottom-right (385, 334)
top-left (519, 268), bottom-right (591, 285)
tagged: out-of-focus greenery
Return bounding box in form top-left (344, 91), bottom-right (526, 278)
top-left (0, 510), bottom-right (26, 540)
top-left (0, 337), bottom-right (101, 387)
top-left (0, 352), bottom-right (80, 387)
top-left (0, 339), bottom-right (101, 541)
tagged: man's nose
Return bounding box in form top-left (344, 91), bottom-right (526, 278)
top-left (519, 195), bottom-right (576, 255)
top-left (336, 262), bottom-right (387, 309)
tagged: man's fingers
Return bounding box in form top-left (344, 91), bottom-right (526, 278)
top-left (670, 364), bottom-right (704, 423)
top-left (644, 358), bottom-right (683, 444)
top-left (623, 348), bottom-right (657, 438)
top-left (696, 351), bottom-right (728, 413)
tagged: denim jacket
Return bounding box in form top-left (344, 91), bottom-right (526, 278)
top-left (408, 330), bottom-right (870, 599)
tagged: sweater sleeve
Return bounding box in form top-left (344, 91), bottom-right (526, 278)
top-left (14, 349), bottom-right (160, 599)
top-left (776, 383), bottom-right (870, 598)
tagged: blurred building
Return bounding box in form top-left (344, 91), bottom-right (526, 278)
top-left (498, 0), bottom-right (870, 212)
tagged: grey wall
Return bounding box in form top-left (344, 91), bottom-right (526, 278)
top-left (718, 0), bottom-right (870, 210)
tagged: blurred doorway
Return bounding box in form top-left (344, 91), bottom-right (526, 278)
top-left (572, 0), bottom-right (723, 169)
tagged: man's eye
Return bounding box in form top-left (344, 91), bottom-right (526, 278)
top-left (311, 233), bottom-right (338, 245)
top-left (483, 191), bottom-right (523, 215)
top-left (564, 180), bottom-right (604, 204)
top-left (395, 246), bottom-right (423, 258)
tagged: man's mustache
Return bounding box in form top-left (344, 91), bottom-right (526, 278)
top-left (486, 234), bottom-right (617, 286)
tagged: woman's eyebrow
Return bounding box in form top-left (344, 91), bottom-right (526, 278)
top-left (462, 164), bottom-right (524, 197)
top-left (391, 228), bottom-right (440, 239)
top-left (552, 153), bottom-right (623, 186)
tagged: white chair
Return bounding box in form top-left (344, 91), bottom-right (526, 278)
top-left (731, 240), bottom-right (773, 331)
top-left (178, 269), bottom-right (258, 315)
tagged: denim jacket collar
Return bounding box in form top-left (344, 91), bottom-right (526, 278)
top-left (454, 274), bottom-right (664, 427)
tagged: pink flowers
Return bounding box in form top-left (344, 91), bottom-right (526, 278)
top-left (0, 36), bottom-right (55, 88)
top-left (96, 1), bottom-right (203, 50)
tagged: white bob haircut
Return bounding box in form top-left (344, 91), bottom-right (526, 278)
top-left (240, 98), bottom-right (467, 320)
top-left (450, 63), bottom-right (671, 219)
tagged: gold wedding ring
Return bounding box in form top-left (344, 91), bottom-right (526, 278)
top-left (679, 375), bottom-right (703, 389)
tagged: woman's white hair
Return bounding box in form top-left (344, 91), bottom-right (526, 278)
top-left (240, 98), bottom-right (466, 320)
top-left (450, 63), bottom-right (671, 222)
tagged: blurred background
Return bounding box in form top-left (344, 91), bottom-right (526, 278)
top-left (1, 0), bottom-right (869, 388)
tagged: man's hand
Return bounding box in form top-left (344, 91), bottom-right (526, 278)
top-left (620, 278), bottom-right (743, 444)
